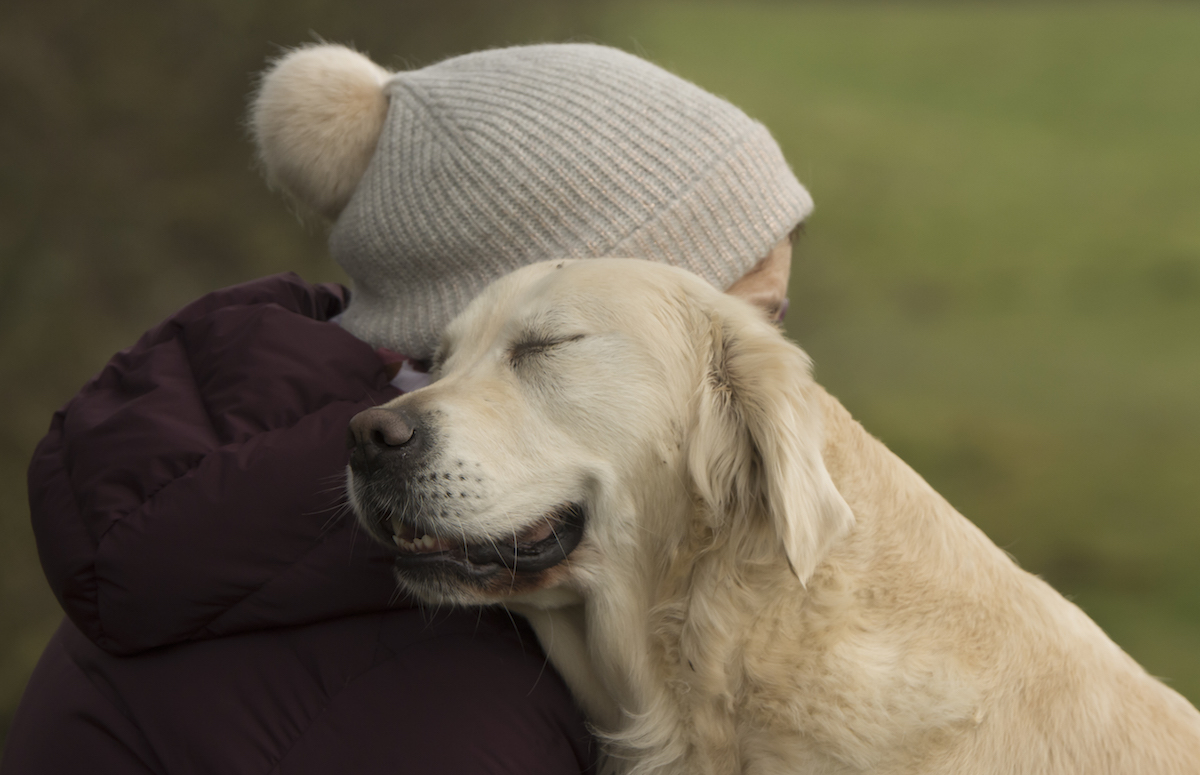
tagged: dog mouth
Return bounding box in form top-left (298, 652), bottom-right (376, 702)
top-left (387, 503), bottom-right (585, 577)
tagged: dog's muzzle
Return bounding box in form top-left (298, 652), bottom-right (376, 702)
top-left (346, 405), bottom-right (586, 589)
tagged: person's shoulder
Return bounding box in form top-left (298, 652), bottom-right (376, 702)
top-left (8, 611), bottom-right (596, 775)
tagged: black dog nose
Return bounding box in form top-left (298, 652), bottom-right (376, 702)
top-left (348, 407), bottom-right (416, 455)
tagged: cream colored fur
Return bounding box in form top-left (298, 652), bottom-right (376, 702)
top-left (251, 44), bottom-right (390, 219)
top-left (366, 258), bottom-right (1200, 774)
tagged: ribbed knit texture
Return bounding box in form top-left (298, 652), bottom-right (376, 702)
top-left (332, 43), bottom-right (812, 358)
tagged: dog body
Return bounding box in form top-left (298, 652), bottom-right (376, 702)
top-left (347, 259), bottom-right (1200, 774)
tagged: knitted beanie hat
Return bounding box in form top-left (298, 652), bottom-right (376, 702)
top-left (253, 42), bottom-right (812, 358)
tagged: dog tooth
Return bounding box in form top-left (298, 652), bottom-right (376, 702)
top-left (392, 535), bottom-right (400, 546)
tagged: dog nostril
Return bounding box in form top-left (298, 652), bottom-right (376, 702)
top-left (349, 407), bottom-right (416, 453)
top-left (372, 424), bottom-right (413, 447)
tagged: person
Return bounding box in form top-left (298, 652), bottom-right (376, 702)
top-left (1, 42), bottom-right (812, 774)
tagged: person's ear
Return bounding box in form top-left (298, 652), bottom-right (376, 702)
top-left (725, 238), bottom-right (792, 321)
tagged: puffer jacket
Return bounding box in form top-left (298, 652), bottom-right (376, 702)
top-left (2, 274), bottom-right (594, 775)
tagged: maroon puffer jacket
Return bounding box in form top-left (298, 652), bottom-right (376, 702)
top-left (2, 274), bottom-right (594, 775)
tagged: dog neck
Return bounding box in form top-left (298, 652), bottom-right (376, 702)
top-left (583, 480), bottom-right (812, 770)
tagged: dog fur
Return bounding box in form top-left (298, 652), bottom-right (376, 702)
top-left (348, 258), bottom-right (1200, 774)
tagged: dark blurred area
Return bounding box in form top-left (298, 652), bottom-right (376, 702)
top-left (0, 0), bottom-right (609, 752)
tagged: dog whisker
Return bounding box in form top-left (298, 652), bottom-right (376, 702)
top-left (317, 499), bottom-right (355, 535)
top-left (548, 516), bottom-right (570, 570)
top-left (316, 471), bottom-right (351, 490)
top-left (524, 604), bottom-right (550, 698)
top-left (498, 603), bottom-right (524, 651)
top-left (512, 527), bottom-right (521, 586)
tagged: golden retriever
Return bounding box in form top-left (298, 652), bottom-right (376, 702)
top-left (347, 258), bottom-right (1200, 774)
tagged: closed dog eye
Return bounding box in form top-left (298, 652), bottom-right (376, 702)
top-left (509, 334), bottom-right (583, 366)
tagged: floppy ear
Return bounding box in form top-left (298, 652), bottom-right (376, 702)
top-left (687, 301), bottom-right (854, 584)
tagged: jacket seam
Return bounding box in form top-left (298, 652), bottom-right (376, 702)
top-left (91, 398), bottom-right (375, 648)
top-left (95, 292), bottom-right (366, 546)
top-left (92, 308), bottom-right (239, 547)
top-left (185, 495), bottom-right (353, 641)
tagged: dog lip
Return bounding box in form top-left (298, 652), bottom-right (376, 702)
top-left (391, 503), bottom-right (585, 575)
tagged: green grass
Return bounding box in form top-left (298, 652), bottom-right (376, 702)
top-left (2, 0), bottom-right (1199, 754)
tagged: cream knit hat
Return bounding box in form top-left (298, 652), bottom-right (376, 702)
top-left (253, 42), bottom-right (812, 358)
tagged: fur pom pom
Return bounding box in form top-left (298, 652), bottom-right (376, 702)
top-left (251, 44), bottom-right (390, 219)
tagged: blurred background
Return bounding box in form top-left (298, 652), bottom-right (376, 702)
top-left (2, 0), bottom-right (1198, 755)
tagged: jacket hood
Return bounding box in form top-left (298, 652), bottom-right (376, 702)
top-left (29, 274), bottom-right (403, 654)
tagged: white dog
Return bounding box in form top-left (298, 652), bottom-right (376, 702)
top-left (347, 258), bottom-right (1200, 774)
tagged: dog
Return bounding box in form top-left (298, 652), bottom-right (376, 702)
top-left (347, 258), bottom-right (1200, 774)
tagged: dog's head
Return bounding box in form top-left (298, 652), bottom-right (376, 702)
top-left (346, 259), bottom-right (853, 606)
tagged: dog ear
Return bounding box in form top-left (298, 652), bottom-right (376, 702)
top-left (687, 302), bottom-right (854, 584)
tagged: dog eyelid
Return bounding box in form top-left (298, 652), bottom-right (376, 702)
top-left (508, 333), bottom-right (584, 364)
